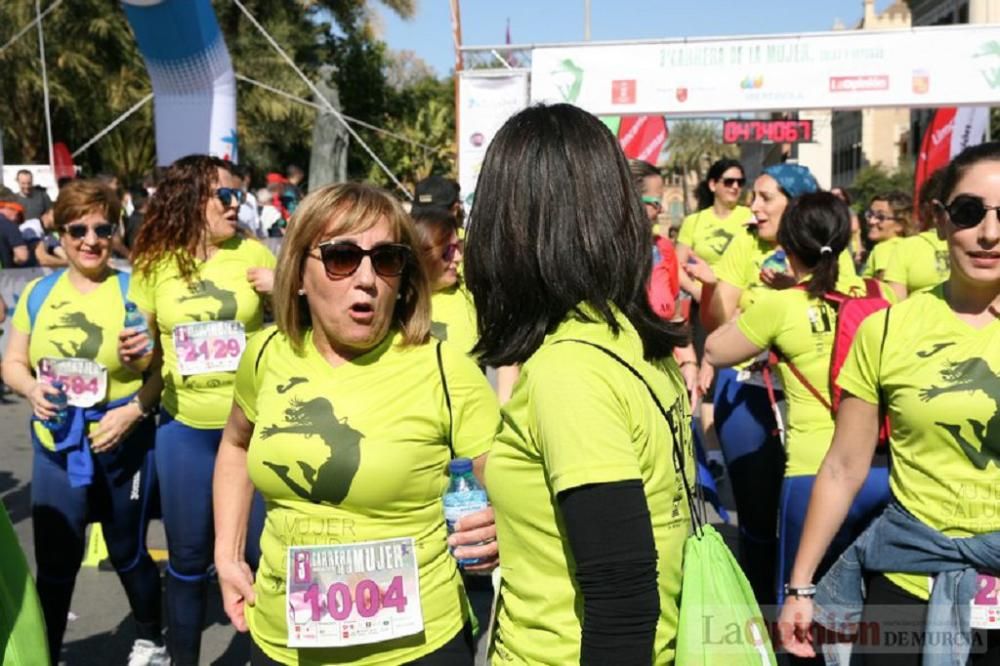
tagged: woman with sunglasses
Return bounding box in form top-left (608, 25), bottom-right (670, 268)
top-left (212, 183), bottom-right (500, 665)
top-left (2, 180), bottom-right (167, 665)
top-left (861, 191), bottom-right (914, 281)
top-left (883, 173), bottom-right (951, 300)
top-left (780, 141), bottom-right (1000, 665)
top-left (466, 104), bottom-right (693, 665)
top-left (119, 155), bottom-right (276, 665)
top-left (686, 164), bottom-right (858, 606)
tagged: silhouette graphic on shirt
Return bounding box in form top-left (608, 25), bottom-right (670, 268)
top-left (48, 312), bottom-right (103, 359)
top-left (919, 358), bottom-right (1000, 470)
top-left (917, 342), bottom-right (956, 359)
top-left (430, 321), bottom-right (449, 342)
top-left (177, 279), bottom-right (238, 321)
top-left (49, 300), bottom-right (71, 310)
top-left (934, 250), bottom-right (950, 277)
top-left (276, 376), bottom-right (308, 394)
top-left (706, 228), bottom-right (735, 257)
top-left (260, 397), bottom-right (362, 504)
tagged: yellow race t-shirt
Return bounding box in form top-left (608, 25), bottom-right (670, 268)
top-left (677, 205), bottom-right (754, 266)
top-left (882, 230), bottom-right (950, 295)
top-left (237, 327), bottom-right (500, 665)
top-left (862, 236), bottom-right (904, 279)
top-left (737, 274), bottom-right (896, 477)
top-left (430, 284), bottom-right (478, 358)
top-left (13, 270), bottom-right (142, 449)
top-left (487, 307), bottom-right (694, 665)
top-left (128, 235), bottom-right (275, 429)
top-left (838, 286), bottom-right (1000, 599)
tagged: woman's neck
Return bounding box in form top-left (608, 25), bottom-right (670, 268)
top-left (788, 254), bottom-right (811, 282)
top-left (713, 201), bottom-right (736, 220)
top-left (311, 327), bottom-right (365, 368)
top-left (67, 264), bottom-right (110, 292)
top-left (946, 273), bottom-right (1000, 324)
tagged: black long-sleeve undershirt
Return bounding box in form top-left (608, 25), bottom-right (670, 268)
top-left (558, 479), bottom-right (660, 665)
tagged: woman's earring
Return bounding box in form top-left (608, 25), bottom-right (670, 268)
top-left (298, 288), bottom-right (306, 296)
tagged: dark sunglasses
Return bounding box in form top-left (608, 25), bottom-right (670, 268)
top-left (939, 195), bottom-right (1000, 230)
top-left (442, 241), bottom-right (462, 262)
top-left (864, 210), bottom-right (896, 223)
top-left (313, 241), bottom-right (410, 278)
top-left (215, 187), bottom-right (245, 207)
top-left (721, 177), bottom-right (746, 188)
top-left (65, 222), bottom-right (115, 240)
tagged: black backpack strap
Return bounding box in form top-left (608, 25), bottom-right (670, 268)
top-left (554, 339), bottom-right (702, 532)
top-left (436, 340), bottom-right (455, 458)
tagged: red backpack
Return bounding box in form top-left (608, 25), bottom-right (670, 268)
top-left (763, 278), bottom-right (891, 447)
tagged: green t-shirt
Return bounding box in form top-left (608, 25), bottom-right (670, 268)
top-left (487, 307), bottom-right (694, 665)
top-left (862, 236), bottom-right (904, 279)
top-left (13, 270), bottom-right (142, 449)
top-left (677, 205), bottom-right (754, 266)
top-left (236, 327), bottom-right (500, 665)
top-left (430, 284), bottom-right (478, 358)
top-left (128, 236), bottom-right (276, 428)
top-left (882, 230), bottom-right (950, 294)
top-left (838, 286), bottom-right (1000, 600)
top-left (737, 275), bottom-right (895, 476)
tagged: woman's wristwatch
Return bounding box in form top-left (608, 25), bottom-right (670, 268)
top-left (784, 584), bottom-right (817, 599)
top-left (129, 395), bottom-right (152, 418)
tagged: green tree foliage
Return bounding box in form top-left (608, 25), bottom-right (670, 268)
top-left (848, 159), bottom-right (915, 211)
top-left (0, 0), bottom-right (453, 190)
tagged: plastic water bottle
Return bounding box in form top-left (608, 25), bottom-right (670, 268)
top-left (443, 458), bottom-right (489, 567)
top-left (43, 381), bottom-right (68, 431)
top-left (761, 249), bottom-right (788, 273)
top-left (123, 302), bottom-right (154, 355)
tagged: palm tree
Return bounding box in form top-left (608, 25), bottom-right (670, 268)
top-left (663, 120), bottom-right (739, 213)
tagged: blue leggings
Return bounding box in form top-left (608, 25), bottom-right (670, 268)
top-left (156, 411), bottom-right (265, 666)
top-left (713, 367), bottom-right (785, 607)
top-left (31, 416), bottom-right (161, 662)
top-left (776, 466), bottom-right (891, 605)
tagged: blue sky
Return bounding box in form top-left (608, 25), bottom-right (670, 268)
top-left (376, 1), bottom-right (899, 76)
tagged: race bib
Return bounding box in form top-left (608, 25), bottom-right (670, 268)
top-left (971, 573), bottom-right (1000, 630)
top-left (172, 321), bottom-right (246, 376)
top-left (37, 357), bottom-right (108, 408)
top-left (286, 537), bottom-right (424, 648)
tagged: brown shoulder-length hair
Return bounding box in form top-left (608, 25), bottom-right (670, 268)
top-left (274, 182), bottom-right (432, 351)
top-left (131, 154), bottom-right (231, 283)
top-left (53, 179), bottom-right (120, 231)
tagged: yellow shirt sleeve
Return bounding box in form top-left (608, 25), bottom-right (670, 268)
top-left (736, 290), bottom-right (782, 349)
top-left (437, 342), bottom-right (500, 460)
top-left (234, 325), bottom-right (278, 422)
top-left (11, 277), bottom-right (42, 334)
top-left (677, 212), bottom-right (698, 248)
top-left (881, 241), bottom-right (908, 285)
top-left (714, 231), bottom-right (753, 290)
top-left (527, 346), bottom-right (643, 494)
top-left (835, 309), bottom-right (888, 405)
top-left (127, 265), bottom-right (157, 313)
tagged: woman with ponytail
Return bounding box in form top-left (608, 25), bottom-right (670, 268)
top-left (704, 192), bottom-right (894, 611)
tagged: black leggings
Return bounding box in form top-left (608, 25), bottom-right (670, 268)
top-left (250, 624), bottom-right (475, 665)
top-left (858, 573), bottom-right (1000, 665)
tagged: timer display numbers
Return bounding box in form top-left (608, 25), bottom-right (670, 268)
top-left (723, 119), bottom-right (814, 144)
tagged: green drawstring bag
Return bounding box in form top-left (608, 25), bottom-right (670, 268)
top-left (560, 340), bottom-right (777, 665)
top-left (675, 524), bottom-right (776, 665)
top-left (0, 502), bottom-right (49, 666)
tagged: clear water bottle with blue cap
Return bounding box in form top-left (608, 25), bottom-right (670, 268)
top-left (124, 302), bottom-right (154, 355)
top-left (43, 381), bottom-right (69, 431)
top-left (761, 249), bottom-right (788, 273)
top-left (443, 457), bottom-right (489, 567)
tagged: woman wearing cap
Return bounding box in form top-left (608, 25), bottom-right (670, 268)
top-left (780, 141), bottom-right (1000, 665)
top-left (862, 191), bottom-right (914, 281)
top-left (2, 180), bottom-right (166, 664)
top-left (467, 103), bottom-right (693, 664)
top-left (704, 192), bottom-right (892, 608)
top-left (118, 155), bottom-right (276, 665)
top-left (212, 182), bottom-right (500, 665)
top-left (685, 163), bottom-right (858, 605)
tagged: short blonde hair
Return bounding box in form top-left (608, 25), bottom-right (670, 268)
top-left (274, 182), bottom-right (432, 351)
top-left (53, 179), bottom-right (120, 231)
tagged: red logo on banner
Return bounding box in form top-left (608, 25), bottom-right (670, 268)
top-left (829, 76), bottom-right (889, 92)
top-left (676, 87), bottom-right (689, 103)
top-left (611, 80), bottom-right (636, 105)
top-left (914, 107), bottom-right (957, 224)
top-left (618, 116), bottom-right (668, 163)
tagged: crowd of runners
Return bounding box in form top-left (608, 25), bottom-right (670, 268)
top-left (1, 101), bottom-right (999, 666)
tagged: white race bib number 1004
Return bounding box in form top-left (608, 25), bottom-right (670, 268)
top-left (286, 537), bottom-right (423, 648)
top-left (172, 321), bottom-right (246, 376)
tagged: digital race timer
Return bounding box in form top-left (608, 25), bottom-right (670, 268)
top-left (723, 119), bottom-right (814, 144)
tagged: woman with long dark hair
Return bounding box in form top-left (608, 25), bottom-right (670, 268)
top-left (780, 141), bottom-right (1000, 665)
top-left (465, 103), bottom-right (693, 664)
top-left (118, 155), bottom-right (276, 665)
top-left (704, 193), bottom-right (893, 612)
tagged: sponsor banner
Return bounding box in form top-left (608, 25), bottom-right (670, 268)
top-left (617, 116), bottom-right (668, 162)
top-left (457, 71), bottom-right (530, 212)
top-left (914, 106), bottom-right (989, 218)
top-left (531, 24), bottom-right (1000, 114)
